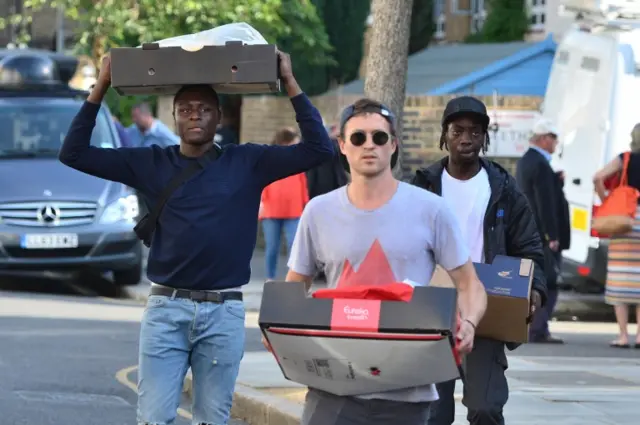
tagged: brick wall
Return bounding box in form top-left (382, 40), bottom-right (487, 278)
top-left (159, 93), bottom-right (541, 255)
top-left (240, 93), bottom-right (542, 176)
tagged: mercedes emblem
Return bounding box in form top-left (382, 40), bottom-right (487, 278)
top-left (37, 205), bottom-right (60, 225)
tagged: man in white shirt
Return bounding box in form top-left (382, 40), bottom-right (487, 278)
top-left (283, 98), bottom-right (488, 425)
top-left (411, 96), bottom-right (548, 425)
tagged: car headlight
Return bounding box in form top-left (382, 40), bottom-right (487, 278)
top-left (99, 195), bottom-right (140, 224)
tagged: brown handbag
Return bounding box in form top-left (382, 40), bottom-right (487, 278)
top-left (592, 152), bottom-right (640, 236)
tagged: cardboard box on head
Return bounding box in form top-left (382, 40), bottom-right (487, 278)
top-left (430, 255), bottom-right (534, 344)
top-left (259, 279), bottom-right (461, 397)
top-left (110, 41), bottom-right (280, 96)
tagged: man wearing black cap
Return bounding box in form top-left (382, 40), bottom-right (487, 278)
top-left (411, 96), bottom-right (548, 425)
top-left (59, 52), bottom-right (334, 425)
top-left (284, 98), bottom-right (488, 425)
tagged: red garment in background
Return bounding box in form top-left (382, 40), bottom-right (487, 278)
top-left (605, 173), bottom-right (620, 191)
top-left (259, 172), bottom-right (309, 219)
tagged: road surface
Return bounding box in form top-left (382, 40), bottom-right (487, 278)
top-left (0, 275), bottom-right (248, 425)
top-left (0, 254), bottom-right (635, 425)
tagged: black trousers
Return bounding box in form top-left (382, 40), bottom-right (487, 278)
top-left (427, 337), bottom-right (509, 425)
top-left (302, 389), bottom-right (431, 425)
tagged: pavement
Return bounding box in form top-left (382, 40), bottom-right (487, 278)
top-left (187, 311), bottom-right (640, 425)
top-left (2, 250), bottom-right (638, 425)
top-left (129, 250), bottom-right (639, 425)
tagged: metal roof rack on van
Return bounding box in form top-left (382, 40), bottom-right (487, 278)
top-left (0, 48), bottom-right (86, 97)
top-left (0, 84), bottom-right (88, 98)
top-left (560, 0), bottom-right (640, 31)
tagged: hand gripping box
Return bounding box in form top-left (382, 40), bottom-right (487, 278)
top-left (258, 282), bottom-right (461, 396)
top-left (110, 41), bottom-right (280, 96)
top-left (431, 255), bottom-right (534, 344)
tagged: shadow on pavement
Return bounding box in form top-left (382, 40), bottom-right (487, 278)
top-left (0, 270), bottom-right (132, 300)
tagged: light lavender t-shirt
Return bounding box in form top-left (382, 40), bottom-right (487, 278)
top-left (288, 181), bottom-right (470, 402)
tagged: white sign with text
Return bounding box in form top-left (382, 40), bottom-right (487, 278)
top-left (484, 110), bottom-right (541, 158)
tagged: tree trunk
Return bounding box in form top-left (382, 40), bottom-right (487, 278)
top-left (364, 0), bottom-right (414, 179)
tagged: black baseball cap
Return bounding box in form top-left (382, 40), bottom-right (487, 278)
top-left (442, 96), bottom-right (490, 129)
top-left (338, 101), bottom-right (399, 172)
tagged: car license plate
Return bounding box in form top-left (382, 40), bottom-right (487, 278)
top-left (20, 234), bottom-right (79, 249)
top-left (571, 207), bottom-right (588, 231)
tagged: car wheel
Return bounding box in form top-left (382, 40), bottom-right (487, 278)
top-left (113, 262), bottom-right (142, 286)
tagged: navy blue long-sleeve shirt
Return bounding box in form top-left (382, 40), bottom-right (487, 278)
top-left (59, 93), bottom-right (334, 290)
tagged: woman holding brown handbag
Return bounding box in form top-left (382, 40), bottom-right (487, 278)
top-left (593, 124), bottom-right (640, 348)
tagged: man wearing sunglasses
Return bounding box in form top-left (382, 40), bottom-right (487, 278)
top-left (411, 96), bottom-right (548, 425)
top-left (284, 98), bottom-right (488, 425)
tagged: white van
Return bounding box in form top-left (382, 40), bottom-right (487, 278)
top-left (542, 1), bottom-right (640, 292)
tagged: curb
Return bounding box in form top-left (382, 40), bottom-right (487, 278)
top-left (183, 372), bottom-right (465, 425)
top-left (184, 373), bottom-right (303, 425)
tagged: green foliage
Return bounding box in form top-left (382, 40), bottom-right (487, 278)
top-left (0, 0), bottom-right (333, 67)
top-left (467, 0), bottom-right (529, 43)
top-left (0, 0), bottom-right (334, 115)
top-left (318, 0), bottom-right (371, 85)
top-left (104, 88), bottom-right (156, 127)
top-left (409, 0), bottom-right (434, 55)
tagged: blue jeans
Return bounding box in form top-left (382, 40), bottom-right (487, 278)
top-left (261, 218), bottom-right (300, 280)
top-left (137, 294), bottom-right (246, 425)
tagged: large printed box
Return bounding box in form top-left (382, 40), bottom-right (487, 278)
top-left (431, 255), bottom-right (534, 343)
top-left (110, 41), bottom-right (280, 96)
top-left (259, 281), bottom-right (460, 396)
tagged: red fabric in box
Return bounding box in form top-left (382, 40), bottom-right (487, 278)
top-left (312, 282), bottom-right (414, 302)
top-left (312, 283), bottom-right (462, 366)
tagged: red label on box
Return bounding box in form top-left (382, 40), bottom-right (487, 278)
top-left (330, 299), bottom-right (381, 331)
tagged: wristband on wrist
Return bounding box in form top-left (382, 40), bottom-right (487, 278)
top-left (463, 318), bottom-right (477, 330)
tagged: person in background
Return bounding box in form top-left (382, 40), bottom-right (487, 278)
top-left (593, 123), bottom-right (640, 349)
top-left (126, 102), bottom-right (180, 148)
top-left (112, 115), bottom-right (132, 148)
top-left (515, 118), bottom-right (565, 344)
top-left (553, 169), bottom-right (571, 286)
top-left (306, 122), bottom-right (349, 199)
top-left (285, 98), bottom-right (487, 425)
top-left (259, 127), bottom-right (309, 281)
top-left (214, 112), bottom-right (239, 147)
top-left (412, 96), bottom-right (547, 425)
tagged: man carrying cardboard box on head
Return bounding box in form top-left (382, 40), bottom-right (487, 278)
top-left (282, 98), bottom-right (488, 425)
top-left (59, 51), bottom-right (334, 425)
top-left (411, 96), bottom-right (548, 425)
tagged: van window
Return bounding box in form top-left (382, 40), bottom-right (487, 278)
top-left (580, 56), bottom-right (600, 72)
top-left (556, 50), bottom-right (569, 64)
top-left (0, 101), bottom-right (115, 157)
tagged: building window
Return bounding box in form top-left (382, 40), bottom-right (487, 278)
top-left (471, 0), bottom-right (487, 34)
top-left (433, 0), bottom-right (446, 39)
top-left (528, 0), bottom-right (546, 31)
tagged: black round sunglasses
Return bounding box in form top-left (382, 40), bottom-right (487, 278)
top-left (349, 130), bottom-right (390, 146)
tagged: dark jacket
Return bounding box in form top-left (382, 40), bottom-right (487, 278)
top-left (516, 148), bottom-right (566, 289)
top-left (555, 171), bottom-right (571, 251)
top-left (306, 138), bottom-right (348, 199)
top-left (516, 148), bottom-right (560, 244)
top-left (411, 158), bottom-right (548, 348)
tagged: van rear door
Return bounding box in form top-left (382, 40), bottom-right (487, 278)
top-left (545, 31), bottom-right (617, 264)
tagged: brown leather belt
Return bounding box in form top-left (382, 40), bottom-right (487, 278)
top-left (149, 286), bottom-right (243, 303)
